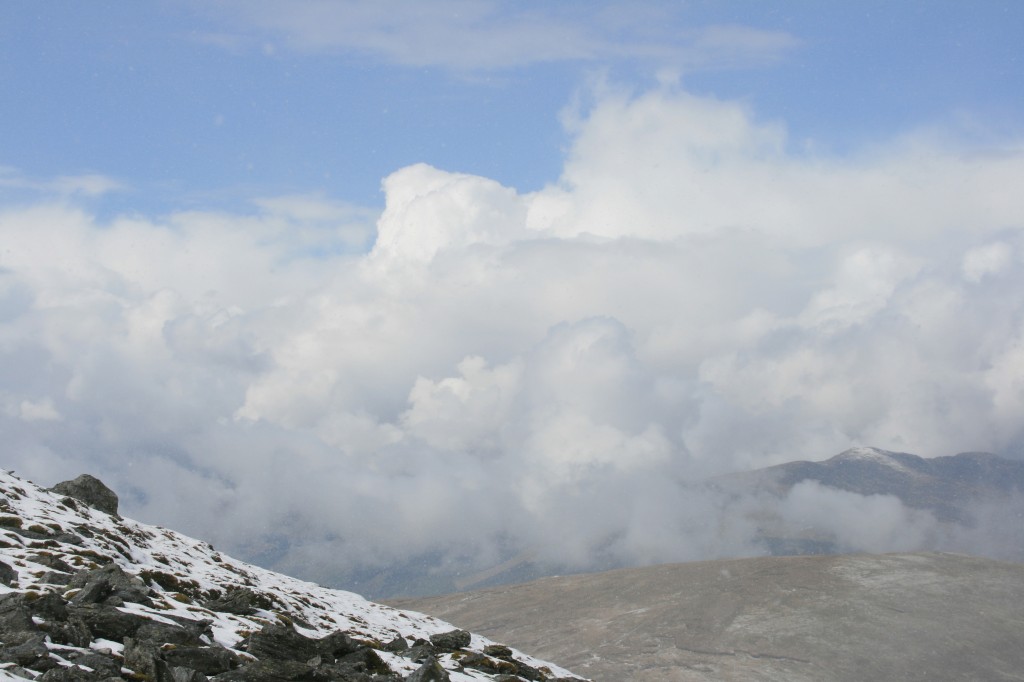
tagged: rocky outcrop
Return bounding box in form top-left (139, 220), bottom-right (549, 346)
top-left (49, 475), bottom-right (119, 516)
top-left (0, 470), bottom-right (588, 682)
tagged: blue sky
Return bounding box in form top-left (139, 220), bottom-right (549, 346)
top-left (2, 2), bottom-right (1024, 591)
top-left (3, 1), bottom-right (1021, 213)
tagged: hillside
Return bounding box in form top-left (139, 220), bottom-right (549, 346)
top-left (0, 470), bottom-right (586, 682)
top-left (391, 552), bottom-right (1024, 682)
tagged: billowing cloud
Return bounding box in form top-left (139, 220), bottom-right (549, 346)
top-left (2, 84), bottom-right (1023, 593)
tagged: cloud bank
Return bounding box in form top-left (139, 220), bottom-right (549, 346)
top-left (3, 85), bottom-right (1024, 591)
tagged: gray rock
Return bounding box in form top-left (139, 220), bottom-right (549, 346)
top-left (315, 631), bottom-right (362, 660)
top-left (0, 633), bottom-right (53, 671)
top-left (38, 666), bottom-right (99, 682)
top-left (406, 658), bottom-right (450, 682)
top-left (163, 646), bottom-right (238, 675)
top-left (202, 587), bottom-right (271, 616)
top-left (135, 620), bottom-right (205, 646)
top-left (124, 637), bottom-right (172, 682)
top-left (171, 668), bottom-right (210, 682)
top-left (0, 559), bottom-right (17, 586)
top-left (66, 651), bottom-right (121, 678)
top-left (245, 623), bottom-right (318, 663)
top-left (68, 563), bottom-right (152, 606)
top-left (67, 603), bottom-right (150, 640)
top-left (428, 629), bottom-right (470, 652)
top-left (49, 475), bottom-right (119, 516)
top-left (213, 659), bottom-right (318, 681)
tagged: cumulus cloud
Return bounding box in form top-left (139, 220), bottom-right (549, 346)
top-left (2, 83), bottom-right (1024, 593)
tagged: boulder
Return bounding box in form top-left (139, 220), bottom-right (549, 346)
top-left (67, 603), bottom-right (150, 640)
top-left (428, 629), bottom-right (471, 652)
top-left (202, 587), bottom-right (271, 616)
top-left (163, 646), bottom-right (238, 675)
top-left (124, 637), bottom-right (172, 682)
top-left (49, 475), bottom-right (119, 516)
top-left (0, 559), bottom-right (17, 586)
top-left (213, 659), bottom-right (319, 682)
top-left (68, 563), bottom-right (153, 606)
top-left (406, 658), bottom-right (450, 682)
top-left (245, 623), bottom-right (318, 663)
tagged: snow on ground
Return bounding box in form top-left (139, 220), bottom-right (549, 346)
top-left (0, 469), bottom-right (583, 680)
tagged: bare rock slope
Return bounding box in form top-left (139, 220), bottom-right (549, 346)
top-left (390, 552), bottom-right (1024, 681)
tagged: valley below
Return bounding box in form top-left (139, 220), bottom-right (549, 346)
top-left (391, 551), bottom-right (1024, 681)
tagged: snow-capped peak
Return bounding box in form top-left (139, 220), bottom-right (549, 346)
top-left (833, 447), bottom-right (913, 474)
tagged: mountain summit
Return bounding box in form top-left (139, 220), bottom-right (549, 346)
top-left (0, 469), bottom-right (586, 682)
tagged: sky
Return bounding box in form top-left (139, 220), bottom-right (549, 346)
top-left (2, 1), bottom-right (1024, 593)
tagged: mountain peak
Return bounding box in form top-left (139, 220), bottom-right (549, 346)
top-left (830, 447), bottom-right (918, 473)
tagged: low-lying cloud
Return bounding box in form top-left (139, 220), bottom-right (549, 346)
top-left (2, 84), bottom-right (1023, 592)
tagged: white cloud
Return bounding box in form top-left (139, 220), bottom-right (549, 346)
top-left (200, 1), bottom-right (797, 72)
top-left (963, 241), bottom-right (1013, 282)
top-left (2, 83), bottom-right (1023, 588)
top-left (0, 168), bottom-right (125, 197)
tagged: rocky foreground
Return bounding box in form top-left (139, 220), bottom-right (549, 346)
top-left (0, 470), bottom-right (586, 682)
top-left (392, 551), bottom-right (1024, 681)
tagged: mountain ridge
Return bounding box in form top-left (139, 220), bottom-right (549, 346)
top-left (0, 469), bottom-right (586, 682)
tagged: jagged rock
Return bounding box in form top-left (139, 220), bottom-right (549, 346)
top-left (382, 635), bottom-right (408, 652)
top-left (163, 646), bottom-right (238, 675)
top-left (0, 470), bottom-right (588, 682)
top-left (245, 623), bottom-right (319, 662)
top-left (510, 659), bottom-right (545, 681)
top-left (48, 615), bottom-right (93, 648)
top-left (406, 658), bottom-right (450, 682)
top-left (0, 596), bottom-right (42, 646)
top-left (0, 633), bottom-right (55, 671)
top-left (213, 659), bottom-right (319, 681)
top-left (0, 559), bottom-right (17, 586)
top-left (29, 553), bottom-right (74, 573)
top-left (135, 620), bottom-right (206, 646)
top-left (336, 648), bottom-right (388, 675)
top-left (482, 644), bottom-right (512, 658)
top-left (1, 664), bottom-right (37, 680)
top-left (66, 651), bottom-right (122, 678)
top-left (171, 668), bottom-right (210, 682)
top-left (25, 590), bottom-right (68, 621)
top-left (38, 665), bottom-right (100, 682)
top-left (49, 475), bottom-right (119, 516)
top-left (40, 571), bottom-right (73, 586)
top-left (458, 653), bottom-right (517, 676)
top-left (203, 587), bottom-right (271, 616)
top-left (68, 602), bottom-right (150, 640)
top-left (428, 629), bottom-right (471, 652)
top-left (315, 631), bottom-right (362, 660)
top-left (402, 643), bottom-right (438, 664)
top-left (68, 563), bottom-right (153, 606)
top-left (124, 637), bottom-right (173, 682)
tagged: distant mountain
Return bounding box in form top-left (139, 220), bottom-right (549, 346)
top-left (717, 447), bottom-right (1024, 522)
top-left (0, 470), bottom-right (586, 682)
top-left (351, 447), bottom-right (1024, 598)
top-left (712, 447), bottom-right (1024, 558)
top-left (391, 552), bottom-right (1024, 682)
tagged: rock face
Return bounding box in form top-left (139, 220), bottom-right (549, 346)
top-left (0, 470), bottom-right (586, 682)
top-left (49, 474), bottom-right (120, 516)
top-left (391, 552), bottom-right (1024, 682)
